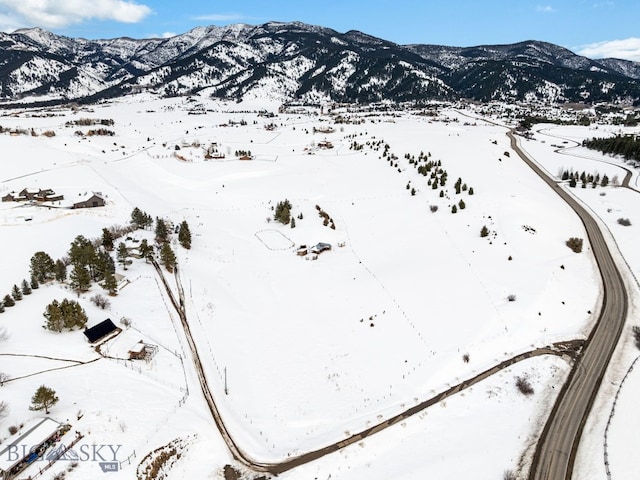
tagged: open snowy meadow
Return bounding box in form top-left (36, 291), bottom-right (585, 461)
top-left (0, 94), bottom-right (638, 479)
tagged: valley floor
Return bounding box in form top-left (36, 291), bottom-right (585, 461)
top-left (0, 95), bottom-right (637, 479)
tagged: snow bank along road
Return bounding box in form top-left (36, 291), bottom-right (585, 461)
top-left (507, 131), bottom-right (630, 480)
top-left (152, 256), bottom-right (584, 474)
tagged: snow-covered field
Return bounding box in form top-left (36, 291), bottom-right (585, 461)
top-left (0, 95), bottom-right (637, 479)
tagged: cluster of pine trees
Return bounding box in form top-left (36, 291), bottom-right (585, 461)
top-left (43, 298), bottom-right (88, 332)
top-left (560, 169), bottom-right (610, 188)
top-left (0, 279), bottom-right (34, 313)
top-left (131, 207), bottom-right (153, 229)
top-left (1, 208), bottom-right (193, 314)
top-left (315, 205), bottom-right (335, 229)
top-left (583, 135), bottom-right (640, 163)
top-left (133, 208), bottom-right (192, 272)
top-left (274, 199), bottom-right (292, 225)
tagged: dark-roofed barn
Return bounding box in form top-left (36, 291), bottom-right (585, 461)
top-left (83, 318), bottom-right (118, 343)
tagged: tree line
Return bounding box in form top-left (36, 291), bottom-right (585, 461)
top-left (583, 134), bottom-right (640, 164)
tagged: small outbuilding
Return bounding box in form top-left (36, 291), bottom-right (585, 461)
top-left (73, 193), bottom-right (105, 209)
top-left (128, 342), bottom-right (147, 360)
top-left (83, 319), bottom-right (118, 343)
top-left (128, 341), bottom-right (158, 361)
top-left (1, 192), bottom-right (15, 202)
top-left (0, 417), bottom-right (64, 479)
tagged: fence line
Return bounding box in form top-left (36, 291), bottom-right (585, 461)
top-left (603, 354), bottom-right (640, 479)
top-left (118, 389), bottom-right (189, 470)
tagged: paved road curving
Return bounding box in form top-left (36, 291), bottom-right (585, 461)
top-left (152, 257), bottom-right (584, 475)
top-left (507, 131), bottom-right (630, 480)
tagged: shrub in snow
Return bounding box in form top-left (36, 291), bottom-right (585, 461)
top-left (565, 237), bottom-right (583, 253)
top-left (632, 326), bottom-right (640, 350)
top-left (90, 294), bottom-right (111, 310)
top-left (515, 376), bottom-right (534, 396)
top-left (507, 294), bottom-right (517, 302)
top-left (617, 218), bottom-right (631, 226)
top-left (503, 470), bottom-right (517, 480)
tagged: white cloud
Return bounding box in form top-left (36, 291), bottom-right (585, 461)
top-left (577, 38), bottom-right (640, 62)
top-left (536, 5), bottom-right (557, 13)
top-left (0, 0), bottom-right (152, 30)
top-left (148, 31), bottom-right (177, 39)
top-left (193, 13), bottom-right (245, 22)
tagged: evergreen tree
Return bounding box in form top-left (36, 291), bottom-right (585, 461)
top-left (452, 205), bottom-right (458, 214)
top-left (54, 260), bottom-right (67, 282)
top-left (459, 199), bottom-right (466, 210)
top-left (43, 300), bottom-right (64, 331)
top-left (569, 178), bottom-right (577, 188)
top-left (102, 272), bottom-right (119, 296)
top-left (101, 228), bottom-right (114, 251)
top-left (480, 225), bottom-right (489, 237)
top-left (69, 264), bottom-right (91, 293)
top-left (11, 284), bottom-right (22, 301)
top-left (3, 294), bottom-right (15, 307)
top-left (290, 217), bottom-right (296, 228)
top-left (116, 242), bottom-right (129, 269)
top-left (60, 298), bottom-right (88, 330)
top-left (155, 218), bottom-right (169, 243)
top-left (142, 212), bottom-right (153, 229)
top-left (0, 302), bottom-right (4, 313)
top-left (178, 221), bottom-right (192, 249)
top-left (274, 199), bottom-right (292, 224)
top-left (68, 236), bottom-right (97, 280)
top-left (21, 279), bottom-right (32, 296)
top-left (30, 274), bottom-right (39, 290)
top-left (139, 239), bottom-right (153, 262)
top-left (468, 187), bottom-right (474, 195)
top-left (439, 190), bottom-right (444, 198)
top-left (601, 174), bottom-right (609, 187)
top-left (29, 385), bottom-right (58, 414)
top-left (160, 243), bottom-right (177, 272)
top-left (30, 251), bottom-right (56, 283)
top-left (94, 250), bottom-right (115, 280)
top-left (131, 207), bottom-right (152, 229)
top-left (131, 207), bottom-right (143, 227)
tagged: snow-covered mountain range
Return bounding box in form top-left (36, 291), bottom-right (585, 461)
top-left (0, 21), bottom-right (639, 105)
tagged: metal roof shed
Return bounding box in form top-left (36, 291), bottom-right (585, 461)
top-left (0, 417), bottom-right (62, 477)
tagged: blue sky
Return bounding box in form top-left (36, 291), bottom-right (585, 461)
top-left (0, 0), bottom-right (639, 61)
